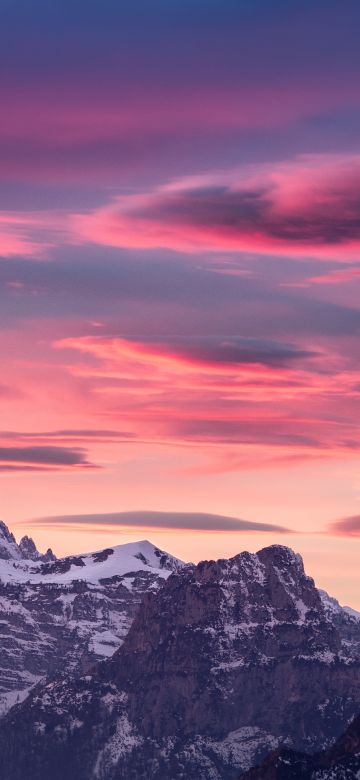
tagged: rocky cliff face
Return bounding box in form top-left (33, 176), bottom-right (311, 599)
top-left (240, 713), bottom-right (360, 779)
top-left (0, 521), bottom-right (181, 715)
top-left (0, 544), bottom-right (359, 780)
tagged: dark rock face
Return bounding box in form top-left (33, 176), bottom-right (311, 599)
top-left (0, 545), bottom-right (359, 780)
top-left (113, 546), bottom-right (359, 750)
top-left (240, 714), bottom-right (360, 779)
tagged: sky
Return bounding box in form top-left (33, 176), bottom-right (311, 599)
top-left (1, 0), bottom-right (360, 606)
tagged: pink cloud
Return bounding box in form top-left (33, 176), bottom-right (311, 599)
top-left (73, 154), bottom-right (360, 258)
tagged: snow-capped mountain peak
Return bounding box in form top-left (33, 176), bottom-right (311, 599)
top-left (0, 537), bottom-right (182, 585)
top-left (0, 521), bottom-right (22, 561)
top-left (0, 525), bottom-right (184, 715)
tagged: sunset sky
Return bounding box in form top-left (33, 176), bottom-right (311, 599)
top-left (1, 0), bottom-right (360, 606)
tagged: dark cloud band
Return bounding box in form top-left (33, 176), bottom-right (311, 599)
top-left (0, 446), bottom-right (94, 469)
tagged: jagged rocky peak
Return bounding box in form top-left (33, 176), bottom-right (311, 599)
top-left (196, 543), bottom-right (306, 579)
top-left (18, 535), bottom-right (39, 560)
top-left (0, 520), bottom-right (57, 563)
top-left (191, 543), bottom-right (321, 625)
top-left (18, 535), bottom-right (56, 562)
top-left (0, 520), bottom-right (22, 560)
top-left (257, 543), bottom-right (305, 570)
top-left (0, 521), bottom-right (16, 544)
top-left (41, 547), bottom-right (56, 562)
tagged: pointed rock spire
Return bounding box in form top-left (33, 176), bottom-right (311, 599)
top-left (19, 535), bottom-right (40, 561)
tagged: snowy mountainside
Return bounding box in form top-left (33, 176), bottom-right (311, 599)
top-left (0, 521), bottom-right (182, 715)
top-left (0, 535), bottom-right (181, 585)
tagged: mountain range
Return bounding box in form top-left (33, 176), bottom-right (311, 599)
top-left (0, 522), bottom-right (359, 778)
